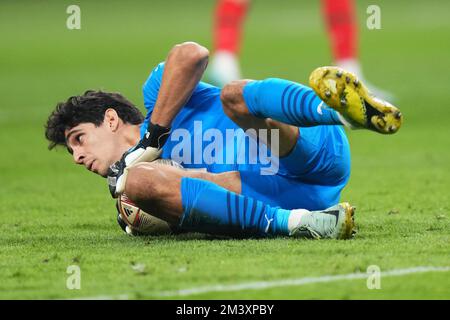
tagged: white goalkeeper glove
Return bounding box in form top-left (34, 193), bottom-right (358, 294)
top-left (107, 122), bottom-right (171, 198)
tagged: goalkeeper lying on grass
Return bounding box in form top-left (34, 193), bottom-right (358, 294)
top-left (45, 42), bottom-right (402, 240)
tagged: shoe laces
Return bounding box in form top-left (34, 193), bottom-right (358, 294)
top-left (297, 225), bottom-right (322, 239)
top-left (307, 213), bottom-right (336, 238)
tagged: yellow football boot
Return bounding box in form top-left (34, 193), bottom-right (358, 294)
top-left (309, 66), bottom-right (403, 134)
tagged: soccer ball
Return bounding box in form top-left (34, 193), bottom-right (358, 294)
top-left (117, 193), bottom-right (173, 235)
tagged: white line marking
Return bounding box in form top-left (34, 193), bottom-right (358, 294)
top-left (70, 266), bottom-right (450, 300)
top-left (71, 294), bottom-right (129, 300)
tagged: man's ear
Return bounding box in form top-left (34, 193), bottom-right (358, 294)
top-left (104, 108), bottom-right (120, 132)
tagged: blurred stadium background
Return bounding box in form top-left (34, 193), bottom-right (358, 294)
top-left (0, 0), bottom-right (449, 299)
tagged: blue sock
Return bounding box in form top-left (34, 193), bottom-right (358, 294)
top-left (242, 78), bottom-right (342, 127)
top-left (179, 177), bottom-right (291, 237)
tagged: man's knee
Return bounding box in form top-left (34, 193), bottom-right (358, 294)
top-left (221, 80), bottom-right (251, 119)
top-left (124, 163), bottom-right (163, 204)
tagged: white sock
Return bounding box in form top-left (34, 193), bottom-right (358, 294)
top-left (335, 58), bottom-right (363, 79)
top-left (287, 209), bottom-right (310, 234)
top-left (208, 51), bottom-right (242, 86)
top-left (336, 58), bottom-right (395, 102)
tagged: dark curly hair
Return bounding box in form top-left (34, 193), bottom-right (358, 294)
top-left (45, 90), bottom-right (144, 150)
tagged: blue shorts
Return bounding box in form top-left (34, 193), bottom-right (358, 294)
top-left (240, 125), bottom-right (350, 210)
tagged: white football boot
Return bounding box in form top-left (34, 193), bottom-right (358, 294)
top-left (289, 202), bottom-right (356, 240)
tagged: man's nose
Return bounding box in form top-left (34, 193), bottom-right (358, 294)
top-left (73, 148), bottom-right (85, 165)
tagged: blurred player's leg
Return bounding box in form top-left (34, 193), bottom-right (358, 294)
top-left (207, 0), bottom-right (249, 87)
top-left (321, 0), bottom-right (394, 100)
top-left (322, 0), bottom-right (357, 68)
top-left (124, 163), bottom-right (355, 239)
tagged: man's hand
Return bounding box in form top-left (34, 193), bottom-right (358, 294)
top-left (107, 122), bottom-right (170, 198)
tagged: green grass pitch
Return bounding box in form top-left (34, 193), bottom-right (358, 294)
top-left (0, 0), bottom-right (449, 299)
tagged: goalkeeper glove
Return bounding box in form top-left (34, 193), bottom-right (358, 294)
top-left (107, 122), bottom-right (170, 198)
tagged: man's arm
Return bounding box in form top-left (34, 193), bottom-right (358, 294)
top-left (150, 42), bottom-right (209, 127)
top-left (107, 42), bottom-right (209, 198)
